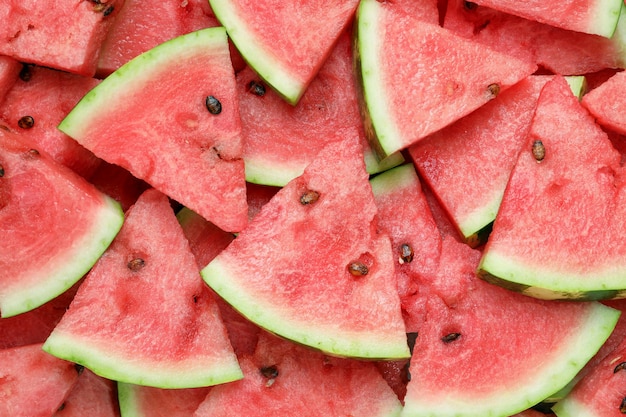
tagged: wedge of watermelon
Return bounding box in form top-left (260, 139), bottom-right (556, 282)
top-left (43, 189), bottom-right (243, 388)
top-left (479, 75), bottom-right (626, 300)
top-left (209, 0), bottom-right (360, 104)
top-left (118, 383), bottom-right (210, 417)
top-left (201, 138), bottom-right (409, 360)
top-left (58, 27), bottom-right (248, 233)
top-left (0, 130), bottom-right (123, 317)
top-left (581, 70), bottom-right (626, 136)
top-left (355, 0), bottom-right (537, 157)
top-left (192, 332), bottom-right (404, 417)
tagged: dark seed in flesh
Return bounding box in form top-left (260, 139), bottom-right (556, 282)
top-left (486, 83), bottom-right (500, 98)
top-left (615, 362), bottom-right (626, 373)
top-left (400, 243), bottom-right (414, 263)
top-left (205, 96), bottom-right (222, 115)
top-left (532, 140), bottom-right (545, 162)
top-left (260, 365), bottom-right (279, 379)
top-left (127, 257), bottom-right (145, 271)
top-left (348, 262), bottom-right (369, 277)
top-left (300, 190), bottom-right (320, 205)
top-left (620, 397), bottom-right (626, 413)
top-left (441, 332), bottom-right (461, 343)
top-left (17, 115), bottom-right (34, 129)
top-left (103, 4), bottom-right (114, 16)
top-left (247, 80), bottom-right (266, 96)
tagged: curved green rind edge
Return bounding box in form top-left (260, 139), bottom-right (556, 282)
top-left (552, 396), bottom-right (601, 417)
top-left (42, 332), bottom-right (244, 389)
top-left (400, 303), bottom-right (620, 417)
top-left (208, 0), bottom-right (304, 105)
top-left (58, 27), bottom-right (229, 139)
top-left (478, 251), bottom-right (626, 300)
top-left (587, 0), bottom-right (623, 38)
top-left (0, 196), bottom-right (124, 318)
top-left (354, 0), bottom-right (401, 159)
top-left (117, 383), bottom-right (141, 417)
top-left (201, 258), bottom-right (411, 360)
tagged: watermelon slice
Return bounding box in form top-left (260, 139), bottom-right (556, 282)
top-left (0, 130), bottom-right (123, 317)
top-left (201, 138), bottom-right (410, 360)
top-left (355, 0), bottom-right (537, 157)
top-left (479, 75), bottom-right (626, 300)
top-left (468, 0), bottom-right (623, 38)
top-left (581, 70), bottom-right (626, 136)
top-left (58, 27), bottom-right (249, 233)
top-left (209, 0), bottom-right (360, 104)
top-left (192, 332), bottom-right (404, 417)
top-left (55, 369), bottom-right (120, 417)
top-left (43, 189), bottom-right (243, 388)
top-left (118, 383), bottom-right (210, 417)
top-left (0, 343), bottom-right (82, 417)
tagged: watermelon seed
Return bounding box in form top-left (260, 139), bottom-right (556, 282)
top-left (17, 115), bottom-right (35, 129)
top-left (205, 96), bottom-right (222, 115)
top-left (127, 257), bottom-right (145, 272)
top-left (193, 295), bottom-right (199, 304)
top-left (441, 332), bottom-right (461, 343)
top-left (486, 83), bottom-right (500, 99)
top-left (532, 140), bottom-right (546, 162)
top-left (348, 261), bottom-right (369, 277)
top-left (103, 5), bottom-right (115, 16)
top-left (24, 149), bottom-right (40, 159)
top-left (260, 365), bottom-right (279, 387)
top-left (247, 80), bottom-right (266, 97)
top-left (620, 397), bottom-right (626, 413)
top-left (399, 243), bottom-right (414, 264)
top-left (300, 189), bottom-right (320, 205)
top-left (614, 362), bottom-right (626, 373)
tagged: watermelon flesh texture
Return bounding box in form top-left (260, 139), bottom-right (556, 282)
top-left (202, 138), bottom-right (410, 360)
top-left (0, 130), bottom-right (124, 317)
top-left (54, 369), bottom-right (120, 417)
top-left (401, 236), bottom-right (620, 417)
top-left (582, 70), bottom-right (626, 136)
top-left (43, 188), bottom-right (243, 389)
top-left (0, 55), bottom-right (21, 103)
top-left (0, 65), bottom-right (102, 178)
top-left (0, 343), bottom-right (82, 417)
top-left (240, 28), bottom-right (403, 187)
top-left (209, 0), bottom-right (360, 104)
top-left (468, 0), bottom-right (623, 38)
top-left (58, 27), bottom-right (249, 233)
top-left (192, 332), bottom-right (404, 417)
top-left (444, 0), bottom-right (626, 76)
top-left (409, 75), bottom-right (550, 246)
top-left (0, 0), bottom-right (124, 76)
top-left (118, 383), bottom-right (210, 417)
top-left (479, 75), bottom-right (626, 300)
top-left (355, 0), bottom-right (537, 158)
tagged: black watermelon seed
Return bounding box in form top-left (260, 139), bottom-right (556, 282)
top-left (441, 332), bottom-right (461, 343)
top-left (103, 4), bottom-right (114, 16)
top-left (300, 190), bottom-right (320, 205)
top-left (620, 397), bottom-right (626, 413)
top-left (486, 83), bottom-right (500, 99)
top-left (615, 362), bottom-right (626, 373)
top-left (127, 257), bottom-right (145, 272)
top-left (247, 80), bottom-right (266, 96)
top-left (17, 115), bottom-right (34, 129)
top-left (205, 96), bottom-right (222, 115)
top-left (348, 261), bottom-right (369, 277)
top-left (400, 243), bottom-right (414, 264)
top-left (260, 365), bottom-right (279, 379)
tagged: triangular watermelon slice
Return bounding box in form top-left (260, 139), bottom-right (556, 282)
top-left (208, 0), bottom-right (360, 104)
top-left (354, 0), bottom-right (537, 157)
top-left (581, 70), bottom-right (626, 136)
top-left (478, 75), bottom-right (626, 300)
top-left (0, 130), bottom-right (123, 318)
top-left (43, 188), bottom-right (243, 388)
top-left (201, 138), bottom-right (410, 360)
top-left (58, 27), bottom-right (248, 233)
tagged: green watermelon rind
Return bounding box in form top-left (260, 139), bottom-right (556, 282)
top-left (208, 0), bottom-right (304, 105)
top-left (42, 331), bottom-right (244, 389)
top-left (0, 195), bottom-right (124, 318)
top-left (587, 0), bottom-right (624, 38)
top-left (552, 396), bottom-right (601, 417)
top-left (478, 251), bottom-right (626, 300)
top-left (400, 302), bottom-right (620, 417)
top-left (58, 27), bottom-right (229, 139)
top-left (117, 383), bottom-right (141, 416)
top-left (201, 258), bottom-right (411, 360)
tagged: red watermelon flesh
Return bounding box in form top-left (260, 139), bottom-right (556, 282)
top-left (96, 0), bottom-right (221, 77)
top-left (192, 331), bottom-right (404, 417)
top-left (59, 28), bottom-right (249, 233)
top-left (444, 0), bottom-right (626, 76)
top-left (245, 182), bottom-right (279, 221)
top-left (478, 75), bottom-right (626, 300)
top-left (209, 0), bottom-right (360, 104)
top-left (409, 75), bottom-right (550, 246)
top-left (355, 0), bottom-right (537, 158)
top-left (118, 383), bottom-right (210, 417)
top-left (0, 65), bottom-right (102, 178)
top-left (201, 138), bottom-right (410, 360)
top-left (54, 369), bottom-right (120, 417)
top-left (401, 236), bottom-right (619, 417)
top-left (0, 55), bottom-right (21, 103)
top-left (43, 188), bottom-right (243, 389)
top-left (0, 343), bottom-right (81, 417)
top-left (0, 130), bottom-right (124, 318)
top-left (467, 0), bottom-right (623, 38)
top-left (239, 28), bottom-right (403, 187)
top-left (0, 0), bottom-right (124, 77)
top-left (582, 70), bottom-right (626, 136)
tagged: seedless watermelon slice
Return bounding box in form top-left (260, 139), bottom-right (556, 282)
top-left (0, 131), bottom-right (123, 318)
top-left (201, 138), bottom-right (410, 360)
top-left (58, 27), bottom-right (248, 233)
top-left (43, 189), bottom-right (242, 388)
top-left (355, 0), bottom-right (537, 157)
top-left (209, 0), bottom-right (359, 104)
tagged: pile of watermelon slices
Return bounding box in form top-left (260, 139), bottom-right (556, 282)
top-left (3, 0), bottom-right (626, 416)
